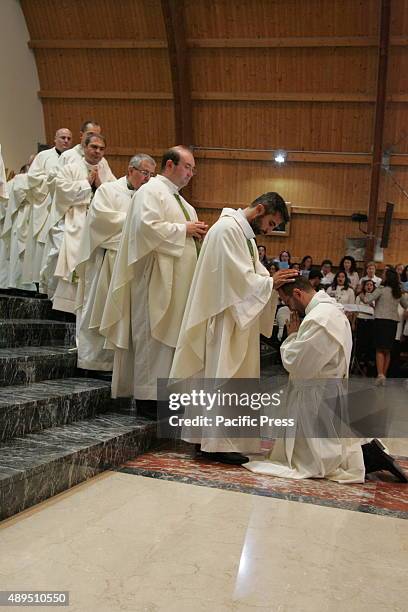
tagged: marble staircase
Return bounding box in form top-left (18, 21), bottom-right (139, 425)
top-left (0, 293), bottom-right (155, 521)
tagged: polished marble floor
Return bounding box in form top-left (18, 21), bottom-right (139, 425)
top-left (0, 458), bottom-right (407, 611)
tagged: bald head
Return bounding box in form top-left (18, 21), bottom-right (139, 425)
top-left (54, 128), bottom-right (72, 153)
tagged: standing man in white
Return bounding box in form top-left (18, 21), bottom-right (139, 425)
top-left (40, 134), bottom-right (114, 308)
top-left (170, 192), bottom-right (296, 464)
top-left (76, 153), bottom-right (156, 372)
top-left (22, 128), bottom-right (72, 285)
top-left (100, 146), bottom-right (207, 416)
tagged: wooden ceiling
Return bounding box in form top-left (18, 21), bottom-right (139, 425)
top-left (21, 0), bottom-right (408, 263)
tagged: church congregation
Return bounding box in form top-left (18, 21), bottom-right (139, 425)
top-left (1, 126), bottom-right (408, 483)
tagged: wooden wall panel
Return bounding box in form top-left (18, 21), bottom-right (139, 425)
top-left (190, 47), bottom-right (377, 94)
top-left (21, 0), bottom-right (166, 40)
top-left (192, 102), bottom-right (374, 151)
top-left (192, 159), bottom-right (370, 211)
top-left (20, 0), bottom-right (408, 263)
top-left (34, 49), bottom-right (171, 92)
top-left (41, 99), bottom-right (174, 148)
top-left (184, 0), bottom-right (379, 38)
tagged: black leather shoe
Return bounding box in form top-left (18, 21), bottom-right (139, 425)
top-left (200, 451), bottom-right (249, 465)
top-left (362, 439), bottom-right (408, 483)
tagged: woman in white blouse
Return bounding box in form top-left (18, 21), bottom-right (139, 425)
top-left (339, 255), bottom-right (360, 291)
top-left (326, 271), bottom-right (355, 305)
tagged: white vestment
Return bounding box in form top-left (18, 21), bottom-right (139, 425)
top-left (245, 291), bottom-right (366, 483)
top-left (76, 176), bottom-right (133, 370)
top-left (0, 147), bottom-right (10, 288)
top-left (39, 157), bottom-right (113, 308)
top-left (100, 174), bottom-right (198, 399)
top-left (1, 174), bottom-right (35, 290)
top-left (22, 147), bottom-right (61, 284)
top-left (170, 208), bottom-right (278, 454)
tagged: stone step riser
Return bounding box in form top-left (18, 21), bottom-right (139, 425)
top-left (0, 384), bottom-right (128, 443)
top-left (0, 415), bottom-right (155, 521)
top-left (0, 351), bottom-right (77, 387)
top-left (0, 321), bottom-right (75, 349)
top-left (0, 294), bottom-right (72, 321)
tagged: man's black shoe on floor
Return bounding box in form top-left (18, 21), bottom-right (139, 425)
top-left (137, 400), bottom-right (158, 421)
top-left (362, 439), bottom-right (408, 483)
top-left (200, 451), bottom-right (249, 465)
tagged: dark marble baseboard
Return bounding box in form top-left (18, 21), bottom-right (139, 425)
top-left (0, 413), bottom-right (156, 521)
top-left (0, 346), bottom-right (77, 387)
top-left (0, 378), bottom-right (132, 442)
top-left (0, 319), bottom-right (75, 348)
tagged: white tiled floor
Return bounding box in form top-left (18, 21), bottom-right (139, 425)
top-left (0, 471), bottom-right (407, 611)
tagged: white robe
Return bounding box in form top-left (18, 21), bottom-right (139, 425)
top-left (170, 208), bottom-right (278, 454)
top-left (22, 147), bottom-right (61, 284)
top-left (0, 148), bottom-right (10, 288)
top-left (39, 157), bottom-right (113, 308)
top-left (245, 291), bottom-right (366, 483)
top-left (76, 176), bottom-right (133, 370)
top-left (100, 174), bottom-right (198, 399)
top-left (0, 174), bottom-right (35, 290)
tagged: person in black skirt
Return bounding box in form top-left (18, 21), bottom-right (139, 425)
top-left (355, 279), bottom-right (376, 375)
top-left (362, 268), bottom-right (408, 383)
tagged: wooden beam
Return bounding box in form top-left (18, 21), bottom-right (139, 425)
top-left (29, 39), bottom-right (167, 49)
top-left (161, 0), bottom-right (193, 145)
top-left (191, 91), bottom-right (375, 103)
top-left (187, 37), bottom-right (378, 48)
top-left (106, 147), bottom-right (372, 165)
top-left (38, 91), bottom-right (173, 100)
top-left (192, 202), bottom-right (408, 220)
top-left (27, 35), bottom-right (408, 51)
top-left (366, 0), bottom-right (391, 261)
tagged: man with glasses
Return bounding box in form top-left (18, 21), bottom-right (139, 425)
top-left (76, 153), bottom-right (156, 373)
top-left (100, 146), bottom-right (207, 416)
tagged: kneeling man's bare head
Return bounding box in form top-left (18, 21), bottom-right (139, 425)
top-left (278, 276), bottom-right (315, 314)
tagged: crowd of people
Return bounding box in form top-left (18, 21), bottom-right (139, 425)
top-left (0, 123), bottom-right (407, 482)
top-left (258, 247), bottom-right (408, 381)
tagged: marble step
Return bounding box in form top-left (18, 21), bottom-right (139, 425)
top-left (0, 346), bottom-right (77, 387)
top-left (0, 377), bottom-right (123, 443)
top-left (0, 293), bottom-right (72, 321)
top-left (0, 319), bottom-right (75, 348)
top-left (0, 412), bottom-right (156, 521)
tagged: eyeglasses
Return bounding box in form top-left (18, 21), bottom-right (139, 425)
top-left (134, 168), bottom-right (156, 178)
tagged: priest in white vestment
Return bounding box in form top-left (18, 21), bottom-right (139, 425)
top-left (22, 128), bottom-right (72, 285)
top-left (58, 120), bottom-right (115, 180)
top-left (170, 193), bottom-right (298, 464)
top-left (40, 134), bottom-right (114, 308)
top-left (0, 145), bottom-right (9, 287)
top-left (244, 279), bottom-right (367, 482)
top-left (100, 146), bottom-right (208, 412)
top-left (0, 157), bottom-right (36, 291)
top-left (76, 153), bottom-right (156, 371)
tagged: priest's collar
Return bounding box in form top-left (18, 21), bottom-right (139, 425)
top-left (156, 174), bottom-right (180, 193)
top-left (236, 208), bottom-right (256, 240)
top-left (126, 178), bottom-right (135, 191)
top-left (305, 290), bottom-right (337, 316)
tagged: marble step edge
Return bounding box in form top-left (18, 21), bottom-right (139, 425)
top-left (0, 413), bottom-right (157, 521)
top-left (0, 377), bottom-right (120, 443)
top-left (0, 346), bottom-right (77, 387)
top-left (0, 320), bottom-right (76, 348)
top-left (0, 294), bottom-right (72, 322)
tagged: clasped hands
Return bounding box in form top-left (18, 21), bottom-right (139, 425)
top-left (88, 168), bottom-right (102, 188)
top-left (186, 221), bottom-right (208, 239)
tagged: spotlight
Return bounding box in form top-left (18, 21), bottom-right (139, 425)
top-left (273, 149), bottom-right (287, 164)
